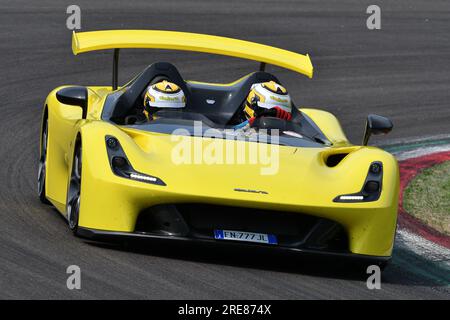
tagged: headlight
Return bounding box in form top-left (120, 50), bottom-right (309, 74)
top-left (333, 161), bottom-right (382, 203)
top-left (105, 136), bottom-right (166, 186)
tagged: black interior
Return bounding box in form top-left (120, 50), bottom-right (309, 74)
top-left (105, 62), bottom-right (283, 125)
top-left (184, 72), bottom-right (280, 124)
top-left (101, 62), bottom-right (330, 144)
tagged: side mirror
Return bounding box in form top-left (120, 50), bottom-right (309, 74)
top-left (56, 86), bottom-right (88, 119)
top-left (362, 114), bottom-right (393, 146)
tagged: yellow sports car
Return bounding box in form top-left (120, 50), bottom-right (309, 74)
top-left (38, 30), bottom-right (399, 268)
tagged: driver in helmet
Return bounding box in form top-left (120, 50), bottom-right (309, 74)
top-left (143, 80), bottom-right (186, 121)
top-left (234, 81), bottom-right (292, 129)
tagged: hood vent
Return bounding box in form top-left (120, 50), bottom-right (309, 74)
top-left (325, 153), bottom-right (349, 167)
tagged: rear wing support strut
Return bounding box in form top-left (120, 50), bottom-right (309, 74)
top-left (112, 49), bottom-right (120, 91)
top-left (259, 62), bottom-right (266, 72)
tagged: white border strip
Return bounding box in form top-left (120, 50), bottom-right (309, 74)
top-left (396, 229), bottom-right (450, 264)
top-left (394, 144), bottom-right (450, 161)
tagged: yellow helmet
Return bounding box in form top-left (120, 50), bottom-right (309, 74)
top-left (244, 81), bottom-right (292, 119)
top-left (143, 80), bottom-right (186, 116)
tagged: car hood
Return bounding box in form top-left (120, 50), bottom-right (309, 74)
top-left (117, 127), bottom-right (396, 210)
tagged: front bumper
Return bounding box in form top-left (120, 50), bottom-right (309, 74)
top-left (77, 226), bottom-right (391, 265)
top-left (77, 124), bottom-right (399, 257)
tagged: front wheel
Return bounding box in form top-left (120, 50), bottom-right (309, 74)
top-left (38, 118), bottom-right (50, 204)
top-left (66, 144), bottom-right (82, 234)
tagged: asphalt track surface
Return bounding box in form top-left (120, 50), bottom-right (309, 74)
top-left (0, 0), bottom-right (450, 299)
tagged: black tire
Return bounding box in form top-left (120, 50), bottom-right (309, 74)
top-left (38, 118), bottom-right (50, 204)
top-left (66, 143), bottom-right (82, 234)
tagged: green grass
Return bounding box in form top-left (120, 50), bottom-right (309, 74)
top-left (403, 161), bottom-right (450, 236)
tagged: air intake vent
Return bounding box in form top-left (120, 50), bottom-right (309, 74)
top-left (325, 153), bottom-right (348, 167)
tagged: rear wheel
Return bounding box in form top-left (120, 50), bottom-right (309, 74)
top-left (67, 144), bottom-right (82, 234)
top-left (38, 118), bottom-right (50, 204)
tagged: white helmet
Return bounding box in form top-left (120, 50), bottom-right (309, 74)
top-left (143, 80), bottom-right (186, 113)
top-left (244, 81), bottom-right (292, 119)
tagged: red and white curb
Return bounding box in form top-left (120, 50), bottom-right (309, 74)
top-left (398, 151), bottom-right (450, 249)
top-left (386, 139), bottom-right (450, 265)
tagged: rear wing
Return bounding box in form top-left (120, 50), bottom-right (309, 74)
top-left (72, 30), bottom-right (313, 89)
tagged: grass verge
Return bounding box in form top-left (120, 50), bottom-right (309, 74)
top-left (403, 161), bottom-right (450, 236)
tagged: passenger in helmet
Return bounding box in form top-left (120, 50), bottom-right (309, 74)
top-left (143, 80), bottom-right (186, 120)
top-left (233, 81), bottom-right (292, 129)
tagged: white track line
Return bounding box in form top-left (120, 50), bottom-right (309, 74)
top-left (396, 229), bottom-right (450, 264)
top-left (378, 133), bottom-right (450, 146)
top-left (394, 144), bottom-right (450, 161)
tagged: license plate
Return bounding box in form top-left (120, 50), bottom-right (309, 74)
top-left (214, 229), bottom-right (277, 245)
